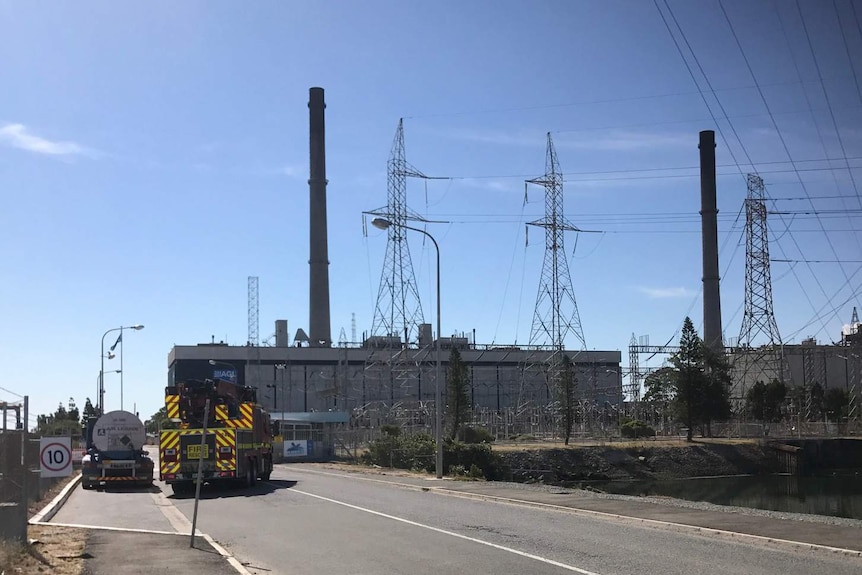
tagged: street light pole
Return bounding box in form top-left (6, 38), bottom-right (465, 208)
top-left (276, 364), bottom-right (287, 411)
top-left (266, 384), bottom-right (278, 411)
top-left (371, 217), bottom-right (443, 478)
top-left (100, 324), bottom-right (144, 415)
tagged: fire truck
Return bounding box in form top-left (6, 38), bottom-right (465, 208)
top-left (159, 377), bottom-right (275, 495)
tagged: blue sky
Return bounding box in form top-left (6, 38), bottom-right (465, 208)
top-left (1, 0), bottom-right (860, 427)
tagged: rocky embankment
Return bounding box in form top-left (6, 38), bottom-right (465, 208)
top-left (498, 441), bottom-right (782, 483)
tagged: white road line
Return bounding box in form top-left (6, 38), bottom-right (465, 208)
top-left (292, 487), bottom-right (604, 575)
top-left (284, 467), bottom-right (862, 558)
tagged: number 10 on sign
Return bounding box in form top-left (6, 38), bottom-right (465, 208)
top-left (40, 437), bottom-right (73, 478)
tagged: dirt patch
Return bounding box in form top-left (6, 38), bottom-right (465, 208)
top-left (0, 524), bottom-right (88, 575)
top-left (0, 476), bottom-right (88, 575)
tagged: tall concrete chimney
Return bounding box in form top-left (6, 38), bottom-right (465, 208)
top-left (308, 87), bottom-right (331, 347)
top-left (699, 130), bottom-right (723, 351)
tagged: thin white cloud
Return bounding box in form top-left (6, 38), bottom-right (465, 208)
top-left (0, 123), bottom-right (94, 158)
top-left (639, 286), bottom-right (694, 299)
top-left (557, 130), bottom-right (691, 151)
top-left (280, 164), bottom-right (302, 178)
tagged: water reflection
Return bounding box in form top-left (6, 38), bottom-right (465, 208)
top-left (585, 472), bottom-right (862, 519)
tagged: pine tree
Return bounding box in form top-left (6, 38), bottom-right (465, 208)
top-left (670, 317), bottom-right (704, 441)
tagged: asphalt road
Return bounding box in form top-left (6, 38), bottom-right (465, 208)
top-left (49, 462), bottom-right (862, 575)
top-left (173, 465), bottom-right (860, 575)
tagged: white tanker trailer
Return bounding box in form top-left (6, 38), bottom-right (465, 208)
top-left (81, 410), bottom-right (154, 490)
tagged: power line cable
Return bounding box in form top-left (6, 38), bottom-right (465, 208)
top-left (718, 0), bottom-right (861, 334)
top-left (0, 386), bottom-right (24, 399)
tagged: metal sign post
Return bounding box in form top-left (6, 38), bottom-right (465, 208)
top-left (190, 398), bottom-right (210, 548)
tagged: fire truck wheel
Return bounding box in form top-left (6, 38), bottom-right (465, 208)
top-left (245, 462), bottom-right (255, 487)
top-left (171, 482), bottom-right (193, 496)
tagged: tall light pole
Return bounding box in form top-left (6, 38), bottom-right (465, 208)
top-left (266, 384), bottom-right (278, 411)
top-left (371, 217), bottom-right (443, 478)
top-left (276, 364), bottom-right (287, 411)
top-left (100, 324), bottom-right (144, 415)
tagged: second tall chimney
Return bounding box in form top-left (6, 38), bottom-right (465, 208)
top-left (700, 130), bottom-right (723, 351)
top-left (308, 87), bottom-right (331, 347)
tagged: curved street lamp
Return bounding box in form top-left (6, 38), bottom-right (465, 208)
top-left (371, 217), bottom-right (443, 479)
top-left (99, 324), bottom-right (144, 414)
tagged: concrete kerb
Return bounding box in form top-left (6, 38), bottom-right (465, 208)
top-left (29, 472), bottom-right (82, 524)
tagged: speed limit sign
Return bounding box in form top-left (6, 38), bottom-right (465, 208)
top-left (40, 437), bottom-right (72, 478)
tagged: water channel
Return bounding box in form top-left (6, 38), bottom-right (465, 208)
top-left (586, 471), bottom-right (862, 520)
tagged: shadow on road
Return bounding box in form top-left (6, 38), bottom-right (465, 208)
top-left (167, 479), bottom-right (297, 500)
top-left (88, 483), bottom-right (161, 494)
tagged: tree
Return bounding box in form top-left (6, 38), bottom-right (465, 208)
top-left (808, 383), bottom-right (825, 421)
top-left (700, 346), bottom-right (732, 436)
top-left (643, 367), bottom-right (677, 405)
top-left (146, 405), bottom-right (177, 433)
top-left (446, 348), bottom-right (471, 441)
top-left (35, 400), bottom-right (83, 437)
top-left (557, 354), bottom-right (577, 445)
top-left (643, 366), bottom-right (676, 433)
top-left (824, 388), bottom-right (849, 421)
top-left (670, 317), bottom-right (704, 441)
top-left (746, 380), bottom-right (786, 423)
top-left (82, 398), bottom-right (99, 424)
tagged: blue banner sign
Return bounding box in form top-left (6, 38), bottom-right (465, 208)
top-left (213, 369), bottom-right (237, 382)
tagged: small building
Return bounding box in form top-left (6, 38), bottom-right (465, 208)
top-left (272, 411), bottom-right (349, 462)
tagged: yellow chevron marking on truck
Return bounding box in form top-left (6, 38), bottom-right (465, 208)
top-left (215, 429), bottom-right (236, 471)
top-left (165, 394), bottom-right (180, 419)
top-left (215, 404), bottom-right (229, 422)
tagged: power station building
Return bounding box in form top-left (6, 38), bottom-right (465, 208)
top-left (167, 323), bottom-right (623, 417)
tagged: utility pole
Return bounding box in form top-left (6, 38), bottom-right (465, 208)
top-left (19, 395), bottom-right (29, 540)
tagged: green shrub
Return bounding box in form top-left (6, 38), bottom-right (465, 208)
top-left (361, 431), bottom-right (435, 472)
top-left (620, 420), bottom-right (656, 438)
top-left (361, 431), bottom-right (509, 478)
top-left (443, 440), bottom-right (508, 480)
top-left (379, 424), bottom-right (401, 437)
top-left (459, 426), bottom-right (495, 444)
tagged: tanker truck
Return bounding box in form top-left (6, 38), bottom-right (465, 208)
top-left (81, 409), bottom-right (154, 490)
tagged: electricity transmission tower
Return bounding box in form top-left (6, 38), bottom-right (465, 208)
top-left (526, 133), bottom-right (586, 351)
top-left (522, 133), bottom-right (587, 412)
top-left (367, 119), bottom-right (432, 345)
top-left (734, 174), bottom-right (784, 398)
top-left (248, 276), bottom-right (259, 346)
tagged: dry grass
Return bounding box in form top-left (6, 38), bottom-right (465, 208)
top-left (0, 476), bottom-right (87, 575)
top-left (0, 525), bottom-right (87, 575)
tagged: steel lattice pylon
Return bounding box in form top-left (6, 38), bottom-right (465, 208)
top-left (367, 120), bottom-right (430, 345)
top-left (734, 174), bottom-right (784, 393)
top-left (738, 174), bottom-right (781, 348)
top-left (526, 133), bottom-right (586, 351)
top-left (248, 276), bottom-right (259, 346)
